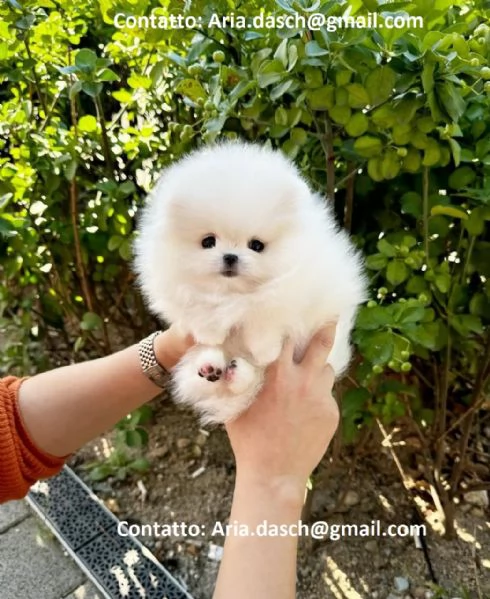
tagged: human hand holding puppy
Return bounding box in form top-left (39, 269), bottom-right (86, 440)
top-left (213, 324), bottom-right (339, 599)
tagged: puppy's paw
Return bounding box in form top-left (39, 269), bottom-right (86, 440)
top-left (196, 348), bottom-right (227, 383)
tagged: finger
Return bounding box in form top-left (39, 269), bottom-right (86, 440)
top-left (278, 335), bottom-right (295, 367)
top-left (300, 323), bottom-right (337, 373)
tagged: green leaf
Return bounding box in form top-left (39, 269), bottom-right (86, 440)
top-left (365, 66), bottom-right (396, 105)
top-left (464, 208), bottom-right (485, 236)
top-left (387, 261), bottom-right (409, 286)
top-left (307, 85), bottom-right (335, 111)
top-left (119, 240), bottom-right (132, 261)
top-left (129, 458), bottom-right (150, 473)
top-left (346, 84), bottom-right (369, 108)
top-left (342, 387), bottom-right (370, 418)
top-left (396, 306), bottom-right (425, 326)
top-left (377, 238), bottom-right (396, 257)
top-left (129, 405), bottom-right (153, 426)
top-left (437, 81), bottom-right (465, 123)
top-left (81, 82), bottom-right (103, 97)
top-left (434, 272), bottom-right (451, 293)
top-left (430, 205), bottom-right (468, 219)
top-left (305, 40), bottom-right (328, 57)
top-left (274, 38), bottom-right (289, 67)
top-left (229, 80), bottom-right (255, 102)
top-left (448, 138), bottom-right (461, 167)
top-left (75, 49), bottom-right (97, 70)
top-left (270, 79), bottom-right (294, 101)
top-left (119, 181), bottom-right (135, 196)
top-left (421, 61), bottom-right (435, 94)
top-left (330, 105), bottom-right (351, 125)
top-left (64, 159), bottom-right (78, 181)
top-left (80, 311), bottom-right (103, 331)
top-left (97, 68), bottom-right (119, 82)
top-left (359, 331), bottom-right (394, 365)
top-left (89, 464), bottom-right (113, 481)
top-left (69, 81), bottom-right (82, 100)
top-left (449, 314), bottom-right (483, 336)
top-left (0, 216), bottom-right (16, 238)
top-left (448, 166), bottom-right (476, 189)
top-left (257, 59), bottom-right (284, 88)
top-left (405, 322), bottom-right (446, 350)
top-left (354, 136), bottom-right (383, 158)
top-left (108, 235), bottom-right (123, 251)
top-left (124, 428), bottom-right (149, 448)
top-left (275, 106), bottom-right (289, 126)
top-left (365, 253), bottom-right (387, 270)
top-left (304, 67), bottom-right (323, 88)
top-left (356, 306), bottom-right (392, 330)
top-left (78, 115), bottom-right (97, 133)
top-left (127, 74), bottom-right (152, 89)
top-left (174, 78), bottom-right (205, 101)
top-left (401, 192), bottom-right (422, 217)
top-left (345, 112), bottom-right (368, 137)
top-left (113, 89), bottom-right (133, 103)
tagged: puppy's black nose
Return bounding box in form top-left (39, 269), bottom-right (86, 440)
top-left (223, 254), bottom-right (238, 267)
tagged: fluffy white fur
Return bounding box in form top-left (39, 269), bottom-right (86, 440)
top-left (133, 141), bottom-right (367, 425)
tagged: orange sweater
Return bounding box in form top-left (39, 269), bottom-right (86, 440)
top-left (0, 376), bottom-right (66, 503)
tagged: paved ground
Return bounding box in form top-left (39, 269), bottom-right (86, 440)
top-left (0, 499), bottom-right (102, 599)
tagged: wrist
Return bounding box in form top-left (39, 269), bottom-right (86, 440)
top-left (235, 468), bottom-right (306, 514)
top-left (153, 329), bottom-right (194, 371)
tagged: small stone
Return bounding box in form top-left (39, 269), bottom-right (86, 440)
top-left (195, 431), bottom-right (209, 447)
top-left (413, 587), bottom-right (427, 598)
top-left (192, 444), bottom-right (202, 458)
top-left (342, 490), bottom-right (360, 507)
top-left (394, 576), bottom-right (410, 592)
top-left (386, 594), bottom-right (399, 599)
top-left (365, 539), bottom-right (378, 553)
top-left (149, 444), bottom-right (169, 459)
top-left (176, 438), bottom-right (191, 450)
top-left (471, 506), bottom-right (485, 518)
top-left (464, 490), bottom-right (489, 508)
top-left (208, 543), bottom-right (223, 562)
top-left (104, 498), bottom-right (120, 513)
top-left (186, 543), bottom-right (200, 557)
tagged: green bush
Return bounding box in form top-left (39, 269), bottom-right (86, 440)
top-left (0, 0), bottom-right (489, 535)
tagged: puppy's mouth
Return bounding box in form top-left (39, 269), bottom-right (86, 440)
top-left (221, 269), bottom-right (238, 278)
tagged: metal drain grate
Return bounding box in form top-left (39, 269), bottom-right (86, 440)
top-left (27, 466), bottom-right (193, 599)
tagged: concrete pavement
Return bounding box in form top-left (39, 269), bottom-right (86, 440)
top-left (0, 499), bottom-right (101, 599)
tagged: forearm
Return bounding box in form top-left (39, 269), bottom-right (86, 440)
top-left (17, 332), bottom-right (180, 457)
top-left (213, 471), bottom-right (304, 599)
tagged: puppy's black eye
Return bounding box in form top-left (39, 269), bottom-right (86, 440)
top-left (201, 235), bottom-right (216, 249)
top-left (248, 239), bottom-right (265, 253)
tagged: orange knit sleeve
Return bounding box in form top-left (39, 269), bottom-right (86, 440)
top-left (0, 376), bottom-right (67, 503)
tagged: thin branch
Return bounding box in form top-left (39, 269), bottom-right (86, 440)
top-left (450, 333), bottom-right (490, 494)
top-left (423, 167), bottom-right (429, 260)
top-left (24, 37), bottom-right (48, 116)
top-left (95, 95), bottom-right (115, 176)
top-left (325, 116), bottom-right (335, 202)
top-left (343, 161), bottom-right (356, 231)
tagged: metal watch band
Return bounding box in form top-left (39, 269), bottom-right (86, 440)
top-left (138, 331), bottom-right (169, 388)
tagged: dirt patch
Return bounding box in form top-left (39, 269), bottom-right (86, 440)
top-left (71, 396), bottom-right (490, 599)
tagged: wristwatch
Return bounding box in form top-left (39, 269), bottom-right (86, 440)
top-left (138, 331), bottom-right (170, 388)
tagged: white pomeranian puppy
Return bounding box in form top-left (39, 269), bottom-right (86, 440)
top-left (133, 141), bottom-right (367, 425)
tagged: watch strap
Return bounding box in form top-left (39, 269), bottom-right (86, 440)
top-left (138, 331), bottom-right (169, 388)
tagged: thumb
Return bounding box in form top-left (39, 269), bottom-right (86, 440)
top-left (300, 323), bottom-right (337, 372)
